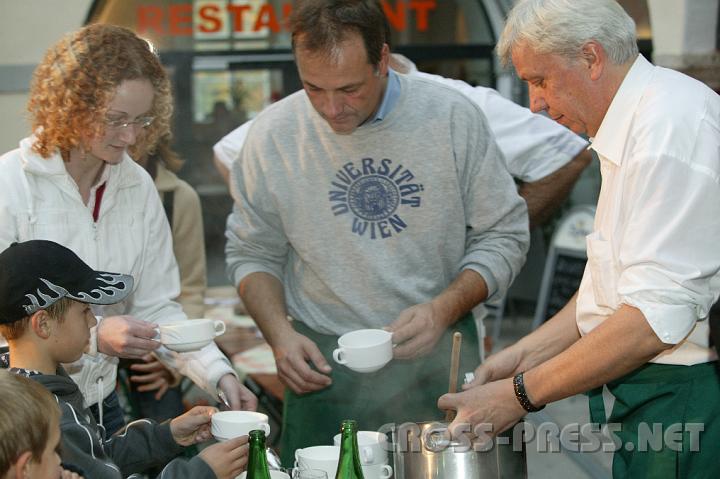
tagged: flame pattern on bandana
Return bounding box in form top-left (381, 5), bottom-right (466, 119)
top-left (22, 273), bottom-right (132, 314)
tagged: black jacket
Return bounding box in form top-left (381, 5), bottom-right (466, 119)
top-left (1, 353), bottom-right (216, 479)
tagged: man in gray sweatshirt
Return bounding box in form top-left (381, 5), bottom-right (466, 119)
top-left (225, 0), bottom-right (529, 463)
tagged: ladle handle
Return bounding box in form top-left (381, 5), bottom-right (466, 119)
top-left (445, 331), bottom-right (462, 422)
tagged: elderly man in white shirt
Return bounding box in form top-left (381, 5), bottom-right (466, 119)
top-left (438, 1), bottom-right (720, 477)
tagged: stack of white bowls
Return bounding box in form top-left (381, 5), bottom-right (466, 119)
top-left (293, 431), bottom-right (393, 478)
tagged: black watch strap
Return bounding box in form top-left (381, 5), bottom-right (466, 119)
top-left (513, 372), bottom-right (545, 413)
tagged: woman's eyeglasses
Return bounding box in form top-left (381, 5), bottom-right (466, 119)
top-left (104, 115), bottom-right (155, 129)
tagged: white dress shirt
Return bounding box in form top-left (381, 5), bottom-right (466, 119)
top-left (578, 55), bottom-right (720, 365)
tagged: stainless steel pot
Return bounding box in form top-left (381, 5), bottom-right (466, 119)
top-left (391, 421), bottom-right (527, 478)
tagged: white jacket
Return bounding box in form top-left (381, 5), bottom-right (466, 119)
top-left (0, 137), bottom-right (235, 406)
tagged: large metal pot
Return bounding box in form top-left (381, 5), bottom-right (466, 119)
top-left (391, 421), bottom-right (527, 478)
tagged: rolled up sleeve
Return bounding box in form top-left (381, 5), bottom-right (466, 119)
top-left (617, 152), bottom-right (720, 344)
top-left (455, 102), bottom-right (530, 299)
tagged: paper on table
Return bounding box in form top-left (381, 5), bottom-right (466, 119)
top-left (231, 343), bottom-right (278, 375)
top-left (205, 306), bottom-right (257, 328)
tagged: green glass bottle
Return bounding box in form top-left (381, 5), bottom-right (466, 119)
top-left (334, 419), bottom-right (365, 479)
top-left (246, 429), bottom-right (271, 479)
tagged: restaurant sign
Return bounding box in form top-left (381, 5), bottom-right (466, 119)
top-left (137, 0), bottom-right (438, 36)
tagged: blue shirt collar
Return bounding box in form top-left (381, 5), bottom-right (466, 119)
top-left (367, 68), bottom-right (401, 125)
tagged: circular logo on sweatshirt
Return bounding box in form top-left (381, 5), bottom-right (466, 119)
top-left (347, 175), bottom-right (400, 221)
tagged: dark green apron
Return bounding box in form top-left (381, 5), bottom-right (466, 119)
top-left (588, 362), bottom-right (720, 478)
top-left (279, 315), bottom-right (479, 466)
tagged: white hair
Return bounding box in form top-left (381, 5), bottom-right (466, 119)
top-left (497, 0), bottom-right (638, 67)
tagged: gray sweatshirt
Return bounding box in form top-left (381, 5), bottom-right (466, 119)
top-left (226, 73), bottom-right (529, 335)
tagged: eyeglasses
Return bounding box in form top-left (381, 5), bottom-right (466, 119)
top-left (104, 115), bottom-right (155, 130)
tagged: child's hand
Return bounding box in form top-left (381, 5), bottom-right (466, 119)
top-left (199, 436), bottom-right (249, 479)
top-left (169, 406), bottom-right (217, 446)
top-left (61, 468), bottom-right (84, 479)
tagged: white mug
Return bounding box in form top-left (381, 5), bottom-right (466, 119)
top-left (332, 329), bottom-right (393, 373)
top-left (294, 446), bottom-right (339, 479)
top-left (333, 431), bottom-right (389, 465)
top-left (211, 411), bottom-right (270, 441)
top-left (159, 319), bottom-right (226, 352)
top-left (361, 463), bottom-right (393, 479)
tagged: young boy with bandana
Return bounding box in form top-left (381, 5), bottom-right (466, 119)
top-left (0, 240), bottom-right (248, 479)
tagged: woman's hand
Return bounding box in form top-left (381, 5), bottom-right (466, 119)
top-left (217, 374), bottom-right (259, 411)
top-left (97, 315), bottom-right (160, 359)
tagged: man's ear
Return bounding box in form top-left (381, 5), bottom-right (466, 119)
top-left (30, 310), bottom-right (52, 339)
top-left (581, 41), bottom-right (605, 81)
top-left (377, 42), bottom-right (390, 77)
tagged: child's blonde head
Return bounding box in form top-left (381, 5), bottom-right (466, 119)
top-left (0, 372), bottom-right (61, 476)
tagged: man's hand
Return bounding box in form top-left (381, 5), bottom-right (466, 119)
top-left (218, 374), bottom-right (258, 411)
top-left (199, 436), bottom-right (249, 479)
top-left (463, 345), bottom-right (525, 389)
top-left (438, 378), bottom-right (526, 440)
top-left (272, 330), bottom-right (332, 394)
top-left (129, 354), bottom-right (177, 399)
top-left (97, 315), bottom-right (160, 358)
top-left (170, 406), bottom-right (216, 446)
top-left (386, 303), bottom-right (449, 360)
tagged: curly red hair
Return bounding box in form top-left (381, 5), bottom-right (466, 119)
top-left (28, 24), bottom-right (172, 159)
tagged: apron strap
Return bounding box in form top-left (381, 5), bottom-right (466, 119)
top-left (587, 386), bottom-right (606, 424)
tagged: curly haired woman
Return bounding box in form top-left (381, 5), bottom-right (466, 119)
top-left (0, 24), bottom-right (256, 435)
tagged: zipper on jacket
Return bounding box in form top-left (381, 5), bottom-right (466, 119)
top-left (96, 375), bottom-right (104, 438)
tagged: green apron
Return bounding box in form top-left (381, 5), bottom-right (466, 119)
top-left (279, 315), bottom-right (479, 466)
top-left (588, 362), bottom-right (720, 478)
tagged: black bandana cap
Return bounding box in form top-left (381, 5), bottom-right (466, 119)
top-left (0, 240), bottom-right (134, 324)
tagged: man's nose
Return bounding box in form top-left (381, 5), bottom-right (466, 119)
top-left (528, 85), bottom-right (547, 113)
top-left (322, 92), bottom-right (344, 119)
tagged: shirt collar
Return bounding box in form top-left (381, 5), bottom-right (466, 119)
top-left (590, 54), bottom-right (654, 165)
top-left (367, 68), bottom-right (401, 125)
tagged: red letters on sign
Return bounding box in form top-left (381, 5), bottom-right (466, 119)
top-left (198, 4), bottom-right (222, 33)
top-left (282, 3), bottom-right (293, 24)
top-left (410, 1), bottom-right (437, 32)
top-left (136, 1), bottom-right (436, 37)
top-left (168, 4), bottom-right (193, 35)
top-left (383, 1), bottom-right (406, 32)
top-left (137, 5), bottom-right (164, 35)
top-left (227, 4), bottom-right (252, 32)
top-left (253, 4), bottom-right (279, 33)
